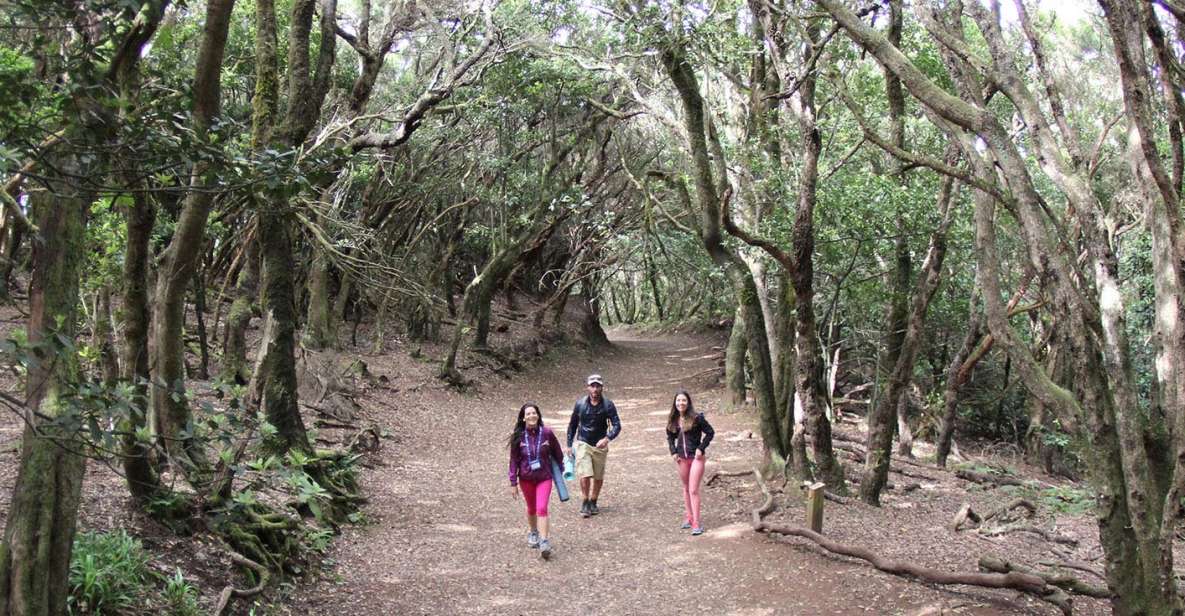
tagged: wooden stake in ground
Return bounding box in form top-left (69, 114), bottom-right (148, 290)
top-left (805, 481), bottom-right (825, 532)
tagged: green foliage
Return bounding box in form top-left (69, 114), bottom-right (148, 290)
top-left (84, 197), bottom-right (128, 293)
top-left (68, 530), bottom-right (152, 615)
top-left (161, 569), bottom-right (201, 616)
top-left (1033, 485), bottom-right (1095, 516)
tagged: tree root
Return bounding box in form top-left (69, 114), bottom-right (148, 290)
top-left (982, 498), bottom-right (1036, 523)
top-left (950, 498), bottom-right (1035, 532)
top-left (213, 549), bottom-right (269, 616)
top-left (979, 524), bottom-right (1078, 546)
top-left (1038, 559), bottom-right (1106, 582)
top-left (212, 503), bottom-right (300, 574)
top-left (955, 468), bottom-right (1027, 487)
top-left (979, 555), bottom-right (1111, 598)
top-left (739, 467), bottom-right (1088, 614)
top-left (706, 468), bottom-right (758, 486)
top-left (950, 503), bottom-right (981, 532)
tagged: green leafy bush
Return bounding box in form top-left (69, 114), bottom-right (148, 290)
top-left (68, 530), bottom-right (151, 614)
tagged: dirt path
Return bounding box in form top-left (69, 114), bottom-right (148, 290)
top-left (284, 330), bottom-right (1043, 615)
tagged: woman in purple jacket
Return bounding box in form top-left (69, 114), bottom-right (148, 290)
top-left (666, 390), bottom-right (714, 535)
top-left (508, 403), bottom-right (564, 559)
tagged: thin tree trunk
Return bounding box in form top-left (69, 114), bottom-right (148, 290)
top-left (120, 188), bottom-right (160, 499)
top-left (95, 287), bottom-right (119, 386)
top-left (725, 306), bottom-right (748, 409)
top-left (936, 300), bottom-right (981, 468)
top-left (303, 245), bottom-right (336, 350)
top-left (149, 0), bottom-right (236, 479)
top-left (192, 270), bottom-right (210, 380)
top-left (223, 222), bottom-right (259, 384)
top-left (776, 272), bottom-right (809, 481)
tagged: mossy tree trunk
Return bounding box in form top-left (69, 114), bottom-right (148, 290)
top-left (247, 0), bottom-right (337, 455)
top-left (863, 0), bottom-right (907, 500)
top-left (0, 154), bottom-right (88, 616)
top-left (223, 0), bottom-right (275, 386)
top-left (253, 209), bottom-right (312, 454)
top-left (775, 271), bottom-right (809, 481)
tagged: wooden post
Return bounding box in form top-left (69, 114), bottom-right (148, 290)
top-left (806, 481), bottom-right (825, 533)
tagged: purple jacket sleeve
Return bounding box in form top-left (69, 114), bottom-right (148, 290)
top-left (508, 439), bottom-right (520, 486)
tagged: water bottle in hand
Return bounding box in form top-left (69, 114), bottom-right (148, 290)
top-left (562, 452), bottom-right (575, 481)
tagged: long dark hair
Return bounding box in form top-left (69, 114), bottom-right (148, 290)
top-left (507, 403), bottom-right (544, 451)
top-left (666, 390), bottom-right (696, 433)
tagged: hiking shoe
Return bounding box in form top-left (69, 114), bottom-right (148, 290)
top-left (691, 527), bottom-right (704, 536)
top-left (580, 501), bottom-right (591, 518)
top-left (680, 521), bottom-right (692, 530)
top-left (589, 501), bottom-right (599, 515)
top-left (527, 530), bottom-right (540, 548)
top-left (539, 539), bottom-right (553, 560)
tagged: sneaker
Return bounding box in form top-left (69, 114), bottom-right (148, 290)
top-left (691, 527), bottom-right (704, 536)
top-left (539, 539), bottom-right (552, 560)
top-left (589, 500), bottom-right (599, 515)
top-left (580, 501), bottom-right (591, 518)
top-left (527, 530), bottom-right (540, 548)
top-left (680, 521), bottom-right (691, 530)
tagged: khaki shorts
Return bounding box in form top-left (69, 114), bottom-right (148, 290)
top-left (574, 441), bottom-right (608, 480)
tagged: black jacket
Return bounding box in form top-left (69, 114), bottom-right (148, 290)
top-left (567, 396), bottom-right (622, 448)
top-left (667, 413), bottom-right (715, 458)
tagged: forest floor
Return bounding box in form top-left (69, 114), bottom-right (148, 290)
top-left (0, 299), bottom-right (1117, 615)
top-left (278, 326), bottom-right (1110, 616)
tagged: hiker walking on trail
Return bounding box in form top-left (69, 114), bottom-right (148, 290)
top-left (666, 390), bottom-right (714, 535)
top-left (567, 374), bottom-right (621, 518)
top-left (508, 403), bottom-right (564, 559)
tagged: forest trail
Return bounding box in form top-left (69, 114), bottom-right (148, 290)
top-left (284, 330), bottom-right (1025, 616)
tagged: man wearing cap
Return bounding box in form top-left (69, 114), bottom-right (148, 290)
top-left (566, 374), bottom-right (621, 517)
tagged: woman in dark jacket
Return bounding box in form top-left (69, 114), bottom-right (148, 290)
top-left (666, 390), bottom-right (714, 535)
top-left (508, 403), bottom-right (564, 559)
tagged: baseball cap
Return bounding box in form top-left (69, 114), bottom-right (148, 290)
top-left (586, 374), bottom-right (604, 386)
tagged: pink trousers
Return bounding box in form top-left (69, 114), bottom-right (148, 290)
top-left (520, 478), bottom-right (552, 517)
top-left (676, 457), bottom-right (706, 527)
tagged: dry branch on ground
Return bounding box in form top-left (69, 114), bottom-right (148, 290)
top-left (732, 467), bottom-right (1100, 615)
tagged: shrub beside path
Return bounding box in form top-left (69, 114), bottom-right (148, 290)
top-left (283, 330), bottom-right (1053, 615)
